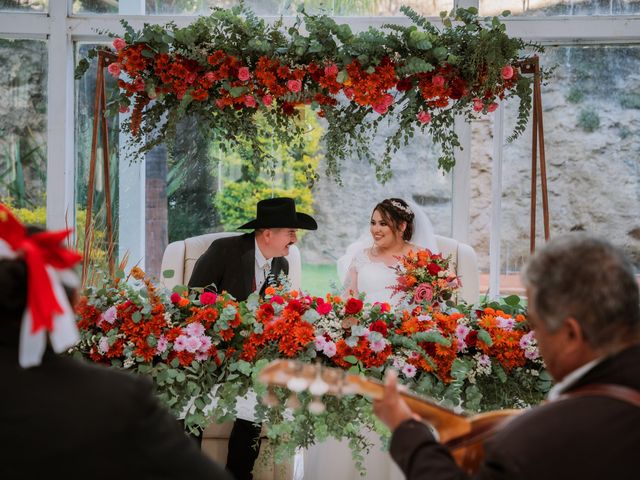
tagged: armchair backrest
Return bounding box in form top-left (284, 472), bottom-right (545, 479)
top-left (160, 232), bottom-right (302, 291)
top-left (434, 234), bottom-right (479, 305)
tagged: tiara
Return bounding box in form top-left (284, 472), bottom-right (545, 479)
top-left (390, 200), bottom-right (413, 216)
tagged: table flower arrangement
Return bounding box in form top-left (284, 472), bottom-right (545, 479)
top-left (71, 262), bottom-right (551, 473)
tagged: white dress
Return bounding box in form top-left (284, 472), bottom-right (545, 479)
top-left (302, 248), bottom-right (405, 480)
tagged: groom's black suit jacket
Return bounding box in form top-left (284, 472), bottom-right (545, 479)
top-left (188, 232), bottom-right (289, 300)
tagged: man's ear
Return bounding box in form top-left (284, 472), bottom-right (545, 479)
top-left (562, 317), bottom-right (589, 354)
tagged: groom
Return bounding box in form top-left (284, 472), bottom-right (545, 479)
top-left (188, 197), bottom-right (317, 480)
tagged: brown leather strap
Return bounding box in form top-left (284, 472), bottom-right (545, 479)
top-left (559, 383), bottom-right (640, 408)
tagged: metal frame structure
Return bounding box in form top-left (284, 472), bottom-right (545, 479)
top-left (1, 0), bottom-right (639, 295)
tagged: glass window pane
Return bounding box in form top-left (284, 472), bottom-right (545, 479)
top-left (146, 0), bottom-right (453, 16)
top-left (0, 38), bottom-right (47, 225)
top-left (73, 0), bottom-right (118, 14)
top-left (75, 43), bottom-right (121, 274)
top-left (480, 0), bottom-right (640, 17)
top-left (470, 45), bottom-right (640, 294)
top-left (0, 0), bottom-right (47, 12)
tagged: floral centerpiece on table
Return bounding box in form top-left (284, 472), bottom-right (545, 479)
top-left (72, 269), bottom-right (551, 475)
top-left (391, 248), bottom-right (462, 305)
top-left (72, 267), bottom-right (245, 433)
top-left (74, 5), bottom-right (543, 181)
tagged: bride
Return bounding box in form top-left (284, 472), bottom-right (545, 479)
top-left (302, 198), bottom-right (439, 480)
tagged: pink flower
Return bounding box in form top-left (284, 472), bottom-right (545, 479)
top-left (199, 292), bottom-right (217, 305)
top-left (119, 105), bottom-right (129, 114)
top-left (287, 79), bottom-right (302, 93)
top-left (100, 306), bottom-right (117, 325)
top-left (316, 299), bottom-right (332, 315)
top-left (432, 75), bottom-right (445, 88)
top-left (244, 95), bottom-right (257, 108)
top-left (156, 335), bottom-right (168, 354)
top-left (238, 67), bottom-right (250, 81)
top-left (270, 295), bottom-right (284, 305)
top-left (369, 338), bottom-right (387, 353)
top-left (215, 99), bottom-right (226, 109)
top-left (373, 302), bottom-right (390, 313)
top-left (314, 335), bottom-right (327, 351)
top-left (472, 98), bottom-right (484, 112)
top-left (501, 65), bottom-right (514, 80)
top-left (185, 322), bottom-right (205, 337)
top-left (204, 71), bottom-right (215, 82)
top-left (262, 94), bottom-right (273, 107)
top-left (344, 87), bottom-right (355, 99)
top-left (195, 351), bottom-right (209, 361)
top-left (185, 336), bottom-right (201, 353)
top-left (197, 336), bottom-right (212, 352)
top-left (107, 63), bottom-right (121, 78)
top-left (173, 335), bottom-right (188, 352)
top-left (170, 292), bottom-right (181, 304)
top-left (112, 38), bottom-right (126, 51)
top-left (413, 283), bottom-right (434, 304)
top-left (417, 110), bottom-right (431, 124)
top-left (402, 363), bottom-right (417, 378)
top-left (487, 102), bottom-right (498, 113)
top-left (98, 337), bottom-right (110, 355)
top-left (497, 316), bottom-right (516, 331)
top-left (322, 341), bottom-right (337, 358)
top-left (324, 63), bottom-right (339, 76)
top-left (373, 104), bottom-right (389, 115)
top-left (381, 93), bottom-right (394, 107)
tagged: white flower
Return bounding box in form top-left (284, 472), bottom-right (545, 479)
top-left (402, 364), bottom-right (417, 378)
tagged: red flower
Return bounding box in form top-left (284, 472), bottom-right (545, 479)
top-left (369, 320), bottom-right (389, 337)
top-left (316, 298), bottom-right (332, 315)
top-left (262, 94), bottom-right (273, 106)
top-left (396, 77), bottom-right (413, 92)
top-left (237, 66), bottom-right (250, 81)
top-left (287, 79), bottom-right (302, 93)
top-left (345, 298), bottom-right (363, 315)
top-left (170, 292), bottom-right (181, 304)
top-left (427, 263), bottom-right (443, 276)
top-left (270, 295), bottom-right (284, 305)
top-left (501, 65), bottom-right (514, 80)
top-left (199, 292), bottom-right (217, 305)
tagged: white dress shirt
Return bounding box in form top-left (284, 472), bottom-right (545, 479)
top-left (254, 240), bottom-right (272, 292)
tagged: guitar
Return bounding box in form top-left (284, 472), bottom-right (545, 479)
top-left (258, 359), bottom-right (522, 473)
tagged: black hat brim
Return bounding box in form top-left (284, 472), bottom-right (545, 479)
top-left (238, 212), bottom-right (318, 230)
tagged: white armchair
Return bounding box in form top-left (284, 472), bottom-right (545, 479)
top-left (434, 234), bottom-right (480, 305)
top-left (160, 231), bottom-right (302, 291)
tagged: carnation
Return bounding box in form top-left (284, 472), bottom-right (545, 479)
top-left (199, 292), bottom-right (217, 305)
top-left (185, 322), bottom-right (205, 337)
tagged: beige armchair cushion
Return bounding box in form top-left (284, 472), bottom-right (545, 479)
top-left (434, 234), bottom-right (480, 305)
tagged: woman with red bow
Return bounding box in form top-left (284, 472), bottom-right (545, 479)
top-left (0, 204), bottom-right (231, 480)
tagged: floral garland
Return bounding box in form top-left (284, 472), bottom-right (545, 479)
top-left (71, 256), bottom-right (551, 472)
top-left (75, 5), bottom-right (543, 181)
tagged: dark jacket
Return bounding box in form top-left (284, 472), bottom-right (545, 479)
top-left (0, 326), bottom-right (232, 480)
top-left (188, 232), bottom-right (289, 301)
top-left (390, 344), bottom-right (640, 480)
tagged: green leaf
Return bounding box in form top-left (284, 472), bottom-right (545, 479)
top-left (336, 70), bottom-right (348, 84)
top-left (343, 355), bottom-right (358, 365)
top-left (503, 295), bottom-right (522, 307)
top-left (229, 86), bottom-right (245, 98)
top-left (132, 311), bottom-right (142, 323)
top-left (162, 269), bottom-right (175, 279)
top-left (478, 329), bottom-right (493, 346)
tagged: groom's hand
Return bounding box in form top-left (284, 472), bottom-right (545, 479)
top-left (372, 370), bottom-right (419, 432)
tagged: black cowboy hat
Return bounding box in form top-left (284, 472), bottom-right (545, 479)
top-left (238, 197), bottom-right (318, 230)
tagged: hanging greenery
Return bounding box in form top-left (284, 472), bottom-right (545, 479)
top-left (75, 5), bottom-right (543, 182)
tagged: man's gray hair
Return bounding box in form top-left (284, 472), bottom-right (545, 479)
top-left (522, 233), bottom-right (640, 348)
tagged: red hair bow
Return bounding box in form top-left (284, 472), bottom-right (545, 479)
top-left (0, 204), bottom-right (82, 335)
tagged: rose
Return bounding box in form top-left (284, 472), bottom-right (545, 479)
top-left (472, 98), bottom-right (484, 112)
top-left (417, 111), bottom-right (431, 124)
top-left (270, 295), bottom-right (284, 305)
top-left (112, 38), bottom-right (126, 51)
top-left (344, 298), bottom-right (363, 315)
top-left (287, 79), bottom-right (302, 92)
top-left (501, 65), bottom-right (514, 80)
top-left (427, 262), bottom-right (443, 276)
top-left (487, 102), bottom-right (498, 113)
top-left (204, 71), bottom-right (215, 82)
top-left (238, 67), bottom-right (250, 81)
top-left (262, 94), bottom-right (273, 107)
top-left (244, 95), bottom-right (257, 108)
top-left (373, 301), bottom-right (390, 313)
top-left (316, 299), bottom-right (332, 315)
top-left (199, 292), bottom-right (217, 305)
top-left (170, 292), bottom-right (182, 304)
top-left (107, 63), bottom-right (121, 78)
top-left (369, 320), bottom-right (388, 337)
top-left (413, 283), bottom-right (433, 304)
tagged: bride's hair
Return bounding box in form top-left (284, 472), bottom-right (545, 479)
top-left (372, 198), bottom-right (415, 241)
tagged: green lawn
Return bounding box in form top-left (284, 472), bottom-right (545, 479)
top-left (301, 263), bottom-right (340, 297)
